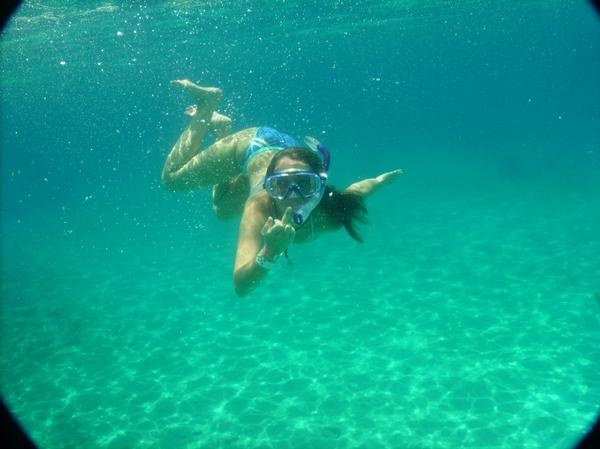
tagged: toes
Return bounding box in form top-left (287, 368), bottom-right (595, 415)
top-left (184, 104), bottom-right (197, 117)
top-left (211, 111), bottom-right (232, 124)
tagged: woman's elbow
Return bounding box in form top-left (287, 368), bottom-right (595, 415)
top-left (233, 271), bottom-right (255, 297)
top-left (233, 278), bottom-right (252, 298)
top-left (234, 285), bottom-right (249, 298)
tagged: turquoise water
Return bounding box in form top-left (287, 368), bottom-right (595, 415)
top-left (1, 1), bottom-right (599, 448)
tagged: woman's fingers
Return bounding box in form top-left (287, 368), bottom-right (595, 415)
top-left (285, 224), bottom-right (296, 243)
top-left (378, 168), bottom-right (404, 185)
top-left (262, 213), bottom-right (295, 251)
top-left (261, 216), bottom-right (274, 236)
top-left (170, 79), bottom-right (191, 88)
top-left (281, 207), bottom-right (294, 226)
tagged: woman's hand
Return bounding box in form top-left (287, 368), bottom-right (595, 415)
top-left (343, 168), bottom-right (404, 198)
top-left (375, 168), bottom-right (404, 186)
top-left (260, 207), bottom-right (296, 257)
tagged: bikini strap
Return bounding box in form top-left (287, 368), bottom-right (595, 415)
top-left (249, 178), bottom-right (265, 196)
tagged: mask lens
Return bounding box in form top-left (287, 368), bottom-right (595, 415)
top-left (294, 174), bottom-right (318, 196)
top-left (268, 176), bottom-right (290, 198)
top-left (264, 172), bottom-right (323, 199)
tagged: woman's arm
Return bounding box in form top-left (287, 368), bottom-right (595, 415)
top-left (343, 169), bottom-right (403, 198)
top-left (233, 201), bottom-right (268, 297)
top-left (233, 199), bottom-right (295, 297)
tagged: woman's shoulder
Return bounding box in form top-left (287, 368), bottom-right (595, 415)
top-left (244, 190), bottom-right (271, 216)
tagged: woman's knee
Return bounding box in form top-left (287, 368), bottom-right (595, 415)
top-left (212, 203), bottom-right (239, 220)
top-left (211, 177), bottom-right (248, 219)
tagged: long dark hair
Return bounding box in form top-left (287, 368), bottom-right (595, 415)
top-left (265, 147), bottom-right (368, 242)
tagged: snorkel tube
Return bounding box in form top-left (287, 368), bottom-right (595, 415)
top-left (304, 136), bottom-right (331, 172)
top-left (292, 183), bottom-right (326, 225)
top-left (290, 136), bottom-right (331, 225)
top-left (317, 143), bottom-right (330, 172)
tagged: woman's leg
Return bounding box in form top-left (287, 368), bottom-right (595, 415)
top-left (209, 111), bottom-right (232, 140)
top-left (161, 80), bottom-right (252, 191)
top-left (211, 173), bottom-right (250, 220)
top-left (207, 113), bottom-right (250, 220)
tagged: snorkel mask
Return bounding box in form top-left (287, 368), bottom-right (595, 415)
top-left (263, 171), bottom-right (328, 224)
top-left (263, 138), bottom-right (332, 225)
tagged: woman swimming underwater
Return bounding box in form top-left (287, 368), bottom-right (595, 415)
top-left (162, 80), bottom-right (403, 296)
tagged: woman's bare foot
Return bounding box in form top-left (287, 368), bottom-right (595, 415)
top-left (171, 79), bottom-right (222, 110)
top-left (210, 111), bottom-right (232, 139)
